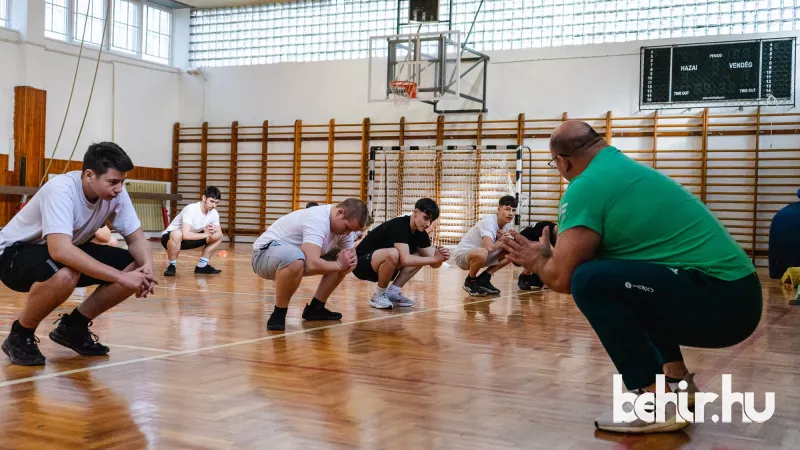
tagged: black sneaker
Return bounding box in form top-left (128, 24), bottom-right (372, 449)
top-left (463, 276), bottom-right (488, 296)
top-left (267, 314), bottom-right (286, 331)
top-left (164, 264), bottom-right (176, 276)
top-left (48, 314), bottom-right (109, 357)
top-left (302, 303), bottom-right (343, 321)
top-left (477, 272), bottom-right (500, 295)
top-left (518, 273), bottom-right (544, 291)
top-left (194, 265), bottom-right (221, 274)
top-left (2, 332), bottom-right (45, 366)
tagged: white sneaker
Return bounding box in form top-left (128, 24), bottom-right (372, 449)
top-left (594, 389), bottom-right (689, 433)
top-left (369, 293), bottom-right (393, 309)
top-left (668, 373), bottom-right (698, 408)
top-left (387, 288), bottom-right (415, 307)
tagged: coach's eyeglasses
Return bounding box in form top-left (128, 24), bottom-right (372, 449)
top-left (548, 154), bottom-right (568, 170)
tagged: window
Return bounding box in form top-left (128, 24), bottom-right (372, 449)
top-left (143, 5), bottom-right (171, 64)
top-left (45, 0), bottom-right (70, 39)
top-left (44, 0), bottom-right (172, 65)
top-left (0, 0), bottom-right (8, 28)
top-left (74, 0), bottom-right (107, 45)
top-left (189, 1), bottom-right (397, 67)
top-left (189, 0), bottom-right (800, 68)
top-left (112, 0), bottom-right (139, 54)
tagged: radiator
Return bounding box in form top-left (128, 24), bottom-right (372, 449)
top-left (125, 181), bottom-right (168, 231)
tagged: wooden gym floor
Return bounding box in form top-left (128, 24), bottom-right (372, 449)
top-left (0, 242), bottom-right (797, 449)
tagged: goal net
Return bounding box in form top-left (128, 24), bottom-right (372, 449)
top-left (368, 145), bottom-right (526, 246)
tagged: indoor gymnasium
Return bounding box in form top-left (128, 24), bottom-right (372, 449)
top-left (1, 0), bottom-right (800, 448)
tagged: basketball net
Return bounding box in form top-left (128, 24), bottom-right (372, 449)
top-left (389, 80), bottom-right (417, 106)
top-left (389, 45), bottom-right (418, 106)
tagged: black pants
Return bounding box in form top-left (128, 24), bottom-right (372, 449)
top-left (353, 251), bottom-right (400, 283)
top-left (571, 259), bottom-right (762, 390)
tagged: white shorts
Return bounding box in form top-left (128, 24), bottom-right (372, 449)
top-left (453, 248), bottom-right (504, 271)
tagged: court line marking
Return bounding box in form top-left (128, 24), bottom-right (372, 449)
top-left (0, 330), bottom-right (172, 354)
top-left (0, 290), bottom-right (544, 388)
top-left (0, 290), bottom-right (271, 323)
top-left (101, 343), bottom-right (174, 353)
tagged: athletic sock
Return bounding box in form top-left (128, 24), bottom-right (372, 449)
top-left (270, 306), bottom-right (288, 319)
top-left (310, 297), bottom-right (326, 310)
top-left (197, 257), bottom-right (209, 268)
top-left (69, 308), bottom-right (91, 328)
top-left (388, 284), bottom-right (400, 292)
top-left (169, 260), bottom-right (177, 266)
top-left (268, 306), bottom-right (288, 326)
top-left (11, 320), bottom-right (35, 336)
top-left (376, 287), bottom-right (388, 296)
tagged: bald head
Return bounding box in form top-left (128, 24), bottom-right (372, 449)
top-left (550, 121), bottom-right (606, 157)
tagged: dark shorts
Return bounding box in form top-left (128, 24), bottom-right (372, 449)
top-left (161, 230), bottom-right (207, 251)
top-left (0, 242), bottom-right (135, 293)
top-left (519, 221), bottom-right (557, 244)
top-left (353, 251), bottom-right (401, 283)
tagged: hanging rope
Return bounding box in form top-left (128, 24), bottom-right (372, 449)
top-left (39, 0), bottom-right (111, 183)
top-left (39, 0), bottom-right (94, 186)
top-left (61, 0), bottom-right (113, 174)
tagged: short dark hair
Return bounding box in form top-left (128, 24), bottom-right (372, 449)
top-left (498, 195), bottom-right (518, 208)
top-left (336, 198), bottom-right (368, 227)
top-left (306, 202), bottom-right (319, 208)
top-left (414, 198), bottom-right (440, 221)
top-left (82, 142), bottom-right (134, 176)
top-left (204, 186), bottom-right (221, 200)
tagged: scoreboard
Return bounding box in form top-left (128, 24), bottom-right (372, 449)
top-left (640, 38), bottom-right (795, 109)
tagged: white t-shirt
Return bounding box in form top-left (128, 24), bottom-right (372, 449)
top-left (253, 204), bottom-right (355, 254)
top-left (163, 201), bottom-right (220, 235)
top-left (453, 214), bottom-right (512, 257)
top-left (0, 171), bottom-right (141, 256)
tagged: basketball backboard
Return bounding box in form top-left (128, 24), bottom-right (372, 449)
top-left (368, 30), bottom-right (489, 113)
top-left (368, 31), bottom-right (461, 105)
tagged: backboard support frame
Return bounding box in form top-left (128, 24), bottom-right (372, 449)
top-left (430, 45), bottom-right (489, 114)
top-left (396, 0), bottom-right (453, 34)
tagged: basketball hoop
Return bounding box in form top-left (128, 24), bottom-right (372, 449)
top-left (389, 80), bottom-right (417, 106)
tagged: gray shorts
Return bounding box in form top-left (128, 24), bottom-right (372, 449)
top-left (252, 241), bottom-right (305, 280)
top-left (453, 248), bottom-right (503, 271)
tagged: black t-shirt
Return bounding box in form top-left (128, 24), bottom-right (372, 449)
top-left (357, 215), bottom-right (431, 255)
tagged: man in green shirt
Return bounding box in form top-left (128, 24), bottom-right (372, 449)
top-left (502, 121), bottom-right (762, 433)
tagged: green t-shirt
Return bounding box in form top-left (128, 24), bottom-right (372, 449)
top-left (557, 146), bottom-right (755, 281)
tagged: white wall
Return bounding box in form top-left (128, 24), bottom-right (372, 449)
top-left (0, 0), bottom-right (188, 170)
top-left (184, 30), bottom-right (800, 126)
top-left (0, 30), bottom-right (21, 155)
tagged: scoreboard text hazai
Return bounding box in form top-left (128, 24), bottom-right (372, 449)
top-left (640, 38), bottom-right (795, 108)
